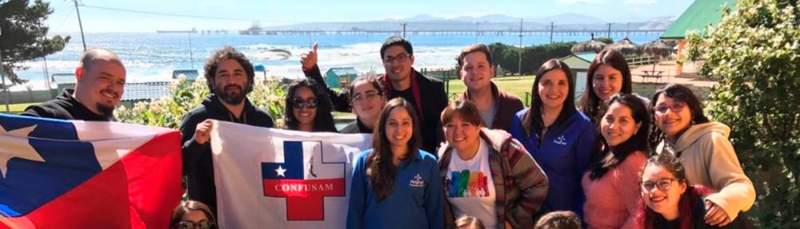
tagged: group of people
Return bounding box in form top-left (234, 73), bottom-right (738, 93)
top-left (18, 35), bottom-right (757, 229)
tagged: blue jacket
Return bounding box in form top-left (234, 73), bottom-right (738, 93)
top-left (509, 109), bottom-right (596, 217)
top-left (347, 149), bottom-right (444, 229)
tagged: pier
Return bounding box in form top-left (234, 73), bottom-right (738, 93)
top-left (241, 29), bottom-right (664, 36)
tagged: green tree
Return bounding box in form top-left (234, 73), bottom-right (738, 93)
top-left (490, 42), bottom-right (576, 75)
top-left (685, 0), bottom-right (799, 227)
top-left (0, 0), bottom-right (70, 89)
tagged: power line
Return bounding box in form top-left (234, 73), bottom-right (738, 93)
top-left (52, 6), bottom-right (75, 34)
top-left (79, 4), bottom-right (254, 22)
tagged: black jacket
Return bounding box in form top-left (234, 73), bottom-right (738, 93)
top-left (340, 119), bottom-right (373, 134)
top-left (179, 94), bottom-right (274, 215)
top-left (303, 65), bottom-right (447, 153)
top-left (652, 194), bottom-right (753, 229)
top-left (22, 89), bottom-right (113, 121)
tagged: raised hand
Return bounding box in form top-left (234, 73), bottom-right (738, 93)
top-left (300, 43), bottom-right (318, 70)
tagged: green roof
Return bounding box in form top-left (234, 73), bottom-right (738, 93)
top-left (661, 0), bottom-right (736, 40)
top-left (560, 52), bottom-right (597, 70)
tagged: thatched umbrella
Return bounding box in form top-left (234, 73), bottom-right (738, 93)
top-left (641, 39), bottom-right (673, 73)
top-left (606, 37), bottom-right (640, 56)
top-left (571, 34), bottom-right (608, 53)
top-left (642, 40), bottom-right (672, 58)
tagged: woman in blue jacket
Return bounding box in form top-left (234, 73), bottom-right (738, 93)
top-left (347, 98), bottom-right (444, 229)
top-left (509, 59), bottom-right (597, 218)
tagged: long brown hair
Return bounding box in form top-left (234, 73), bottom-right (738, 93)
top-left (578, 49), bottom-right (633, 124)
top-left (367, 98), bottom-right (421, 200)
top-left (521, 59), bottom-right (577, 138)
top-left (588, 93), bottom-right (651, 180)
top-left (283, 79), bottom-right (337, 132)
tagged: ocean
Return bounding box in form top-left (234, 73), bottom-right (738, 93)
top-left (11, 32), bottom-right (662, 91)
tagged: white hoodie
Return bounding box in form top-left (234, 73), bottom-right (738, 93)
top-left (659, 122), bottom-right (756, 220)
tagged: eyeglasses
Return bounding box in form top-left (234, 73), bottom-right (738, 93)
top-left (383, 53), bottom-right (410, 64)
top-left (292, 98), bottom-right (318, 109)
top-left (351, 91), bottom-right (381, 104)
top-left (655, 102), bottom-right (686, 115)
top-left (176, 220), bottom-right (215, 229)
top-left (640, 178), bottom-right (680, 192)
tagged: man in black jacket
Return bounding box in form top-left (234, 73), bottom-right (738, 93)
top-left (22, 48), bottom-right (126, 121)
top-left (301, 36), bottom-right (447, 153)
top-left (180, 46), bottom-right (274, 215)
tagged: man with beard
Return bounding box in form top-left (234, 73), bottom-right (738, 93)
top-left (22, 48), bottom-right (126, 121)
top-left (301, 36), bottom-right (447, 153)
top-left (180, 46), bottom-right (275, 215)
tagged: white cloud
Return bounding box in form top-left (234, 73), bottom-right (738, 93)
top-left (558, 0), bottom-right (606, 4)
top-left (624, 0), bottom-right (657, 5)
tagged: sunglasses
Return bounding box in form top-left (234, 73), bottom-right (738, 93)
top-left (655, 102), bottom-right (686, 115)
top-left (176, 220), bottom-right (215, 229)
top-left (292, 98), bottom-right (318, 109)
top-left (640, 178), bottom-right (680, 192)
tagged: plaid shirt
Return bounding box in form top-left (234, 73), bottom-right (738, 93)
top-left (438, 128), bottom-right (549, 229)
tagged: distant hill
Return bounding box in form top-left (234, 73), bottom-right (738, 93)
top-left (262, 13), bottom-right (673, 31)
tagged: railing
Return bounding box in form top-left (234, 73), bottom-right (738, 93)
top-left (627, 55), bottom-right (661, 67)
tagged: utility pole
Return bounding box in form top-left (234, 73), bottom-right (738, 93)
top-left (607, 23), bottom-right (612, 39)
top-left (401, 23), bottom-right (408, 38)
top-left (549, 21), bottom-right (554, 44)
top-left (1, 26), bottom-right (8, 112)
top-left (627, 22), bottom-right (630, 38)
top-left (73, 0), bottom-right (87, 51)
top-left (518, 19), bottom-right (523, 76)
top-left (43, 56), bottom-right (51, 91)
top-left (475, 22), bottom-right (479, 43)
top-left (188, 31), bottom-right (194, 69)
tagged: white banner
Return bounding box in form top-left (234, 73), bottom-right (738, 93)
top-left (210, 121), bottom-right (372, 229)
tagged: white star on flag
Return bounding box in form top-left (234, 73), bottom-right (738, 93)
top-left (0, 124), bottom-right (44, 178)
top-left (275, 165), bottom-right (287, 177)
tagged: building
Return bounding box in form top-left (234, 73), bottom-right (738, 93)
top-left (324, 67), bottom-right (359, 89)
top-left (559, 52), bottom-right (596, 99)
top-left (119, 81), bottom-right (172, 108)
top-left (172, 70), bottom-right (199, 81)
top-left (51, 73), bottom-right (172, 108)
top-left (661, 0), bottom-right (736, 75)
top-left (52, 73), bottom-right (77, 93)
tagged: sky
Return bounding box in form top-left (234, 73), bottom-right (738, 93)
top-left (41, 0), bottom-right (695, 33)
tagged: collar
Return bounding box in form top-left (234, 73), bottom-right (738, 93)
top-left (462, 81), bottom-right (500, 101)
top-left (382, 69), bottom-right (424, 121)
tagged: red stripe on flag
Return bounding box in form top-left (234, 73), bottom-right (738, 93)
top-left (2, 132), bottom-right (183, 229)
top-left (263, 179), bottom-right (345, 221)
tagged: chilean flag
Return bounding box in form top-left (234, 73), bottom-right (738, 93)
top-left (0, 114), bottom-right (183, 229)
top-left (210, 120), bottom-right (371, 229)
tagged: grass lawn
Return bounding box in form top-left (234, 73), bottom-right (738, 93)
top-left (447, 75), bottom-right (536, 105)
top-left (1, 102), bottom-right (38, 114)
